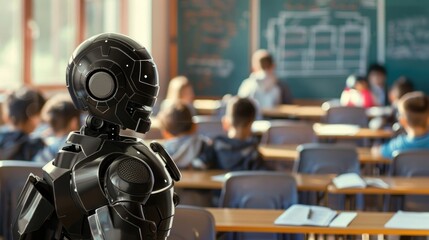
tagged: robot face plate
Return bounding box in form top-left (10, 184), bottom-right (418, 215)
top-left (67, 33), bottom-right (159, 133)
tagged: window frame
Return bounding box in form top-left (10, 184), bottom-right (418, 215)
top-left (21, 0), bottom-right (130, 90)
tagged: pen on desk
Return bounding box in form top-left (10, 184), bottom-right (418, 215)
top-left (307, 208), bottom-right (312, 219)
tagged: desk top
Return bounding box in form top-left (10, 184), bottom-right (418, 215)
top-left (176, 170), bottom-right (333, 191)
top-left (328, 177), bottom-right (429, 195)
top-left (314, 124), bottom-right (393, 139)
top-left (206, 208), bottom-right (429, 235)
top-left (259, 144), bottom-right (390, 164)
top-left (262, 105), bottom-right (326, 120)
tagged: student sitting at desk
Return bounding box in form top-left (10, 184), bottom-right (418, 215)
top-left (367, 63), bottom-right (387, 106)
top-left (372, 91), bottom-right (429, 159)
top-left (238, 49), bottom-right (285, 109)
top-left (162, 75), bottom-right (196, 115)
top-left (341, 75), bottom-right (377, 108)
top-left (199, 97), bottom-right (266, 171)
top-left (33, 95), bottom-right (81, 163)
top-left (0, 88), bottom-right (46, 160)
top-left (157, 101), bottom-right (209, 169)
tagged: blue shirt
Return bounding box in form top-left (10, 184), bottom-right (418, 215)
top-left (381, 132), bottom-right (429, 159)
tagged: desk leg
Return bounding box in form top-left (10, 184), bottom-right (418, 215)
top-left (362, 233), bottom-right (370, 240)
top-left (377, 234), bottom-right (384, 240)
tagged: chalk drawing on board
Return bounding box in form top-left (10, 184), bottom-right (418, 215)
top-left (265, 11), bottom-right (370, 78)
top-left (387, 16), bottom-right (429, 60)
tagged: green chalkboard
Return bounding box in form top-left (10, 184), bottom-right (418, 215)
top-left (385, 0), bottom-right (429, 94)
top-left (177, 0), bottom-right (250, 96)
top-left (259, 0), bottom-right (378, 99)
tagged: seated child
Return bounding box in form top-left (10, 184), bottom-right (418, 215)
top-left (372, 92), bottom-right (429, 159)
top-left (157, 101), bottom-right (209, 169)
top-left (0, 88), bottom-right (45, 160)
top-left (238, 49), bottom-right (284, 109)
top-left (341, 75), bottom-right (377, 108)
top-left (200, 97), bottom-right (266, 171)
top-left (388, 77), bottom-right (414, 107)
top-left (367, 63), bottom-right (387, 106)
top-left (162, 76), bottom-right (196, 115)
top-left (33, 94), bottom-right (81, 163)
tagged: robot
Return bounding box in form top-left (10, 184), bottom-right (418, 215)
top-left (13, 33), bottom-right (181, 239)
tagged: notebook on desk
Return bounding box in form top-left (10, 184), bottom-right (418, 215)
top-left (274, 204), bottom-right (356, 227)
top-left (333, 173), bottom-right (390, 189)
top-left (385, 211), bottom-right (429, 230)
top-left (313, 123), bottom-right (360, 136)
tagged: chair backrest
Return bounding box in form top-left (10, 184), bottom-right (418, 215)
top-left (220, 171), bottom-right (297, 209)
top-left (219, 171), bottom-right (298, 240)
top-left (391, 150), bottom-right (429, 176)
top-left (260, 120), bottom-right (315, 145)
top-left (294, 143), bottom-right (359, 174)
top-left (390, 150), bottom-right (429, 211)
top-left (0, 160), bottom-right (44, 240)
top-left (193, 115), bottom-right (226, 138)
top-left (325, 106), bottom-right (368, 127)
top-left (170, 206), bottom-right (216, 240)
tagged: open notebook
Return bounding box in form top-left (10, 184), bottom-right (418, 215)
top-left (274, 204), bottom-right (356, 227)
top-left (333, 173), bottom-right (390, 189)
top-left (313, 123), bottom-right (360, 136)
top-left (385, 211), bottom-right (429, 230)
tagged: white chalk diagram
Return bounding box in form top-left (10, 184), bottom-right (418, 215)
top-left (387, 16), bottom-right (429, 60)
top-left (265, 11), bottom-right (370, 77)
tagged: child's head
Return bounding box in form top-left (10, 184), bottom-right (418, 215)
top-left (3, 88), bottom-right (45, 133)
top-left (223, 97), bottom-right (256, 133)
top-left (42, 94), bottom-right (81, 136)
top-left (367, 63), bottom-right (387, 88)
top-left (346, 75), bottom-right (368, 91)
top-left (158, 101), bottom-right (195, 139)
top-left (397, 92), bottom-right (429, 132)
top-left (251, 49), bottom-right (275, 72)
top-left (166, 76), bottom-right (195, 105)
top-left (389, 77), bottom-right (414, 105)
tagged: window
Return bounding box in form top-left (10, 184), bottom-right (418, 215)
top-left (0, 0), bottom-right (152, 90)
top-left (85, 0), bottom-right (120, 37)
top-left (32, 0), bottom-right (76, 85)
top-left (0, 0), bottom-right (22, 90)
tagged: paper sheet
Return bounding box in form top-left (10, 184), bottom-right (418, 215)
top-left (329, 212), bottom-right (357, 227)
top-left (385, 211), bottom-right (429, 230)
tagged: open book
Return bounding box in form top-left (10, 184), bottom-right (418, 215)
top-left (333, 173), bottom-right (389, 189)
top-left (275, 204), bottom-right (338, 227)
top-left (385, 211), bottom-right (429, 230)
top-left (313, 123), bottom-right (360, 136)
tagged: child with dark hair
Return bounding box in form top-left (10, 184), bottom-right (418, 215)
top-left (367, 63), bottom-right (387, 105)
top-left (157, 101), bottom-right (209, 169)
top-left (33, 94), bottom-right (81, 163)
top-left (199, 97), bottom-right (266, 171)
top-left (0, 88), bottom-right (46, 160)
top-left (341, 75), bottom-right (377, 108)
top-left (388, 76), bottom-right (414, 107)
top-left (372, 92), bottom-right (429, 159)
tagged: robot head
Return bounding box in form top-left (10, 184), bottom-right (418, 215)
top-left (66, 33), bottom-right (159, 133)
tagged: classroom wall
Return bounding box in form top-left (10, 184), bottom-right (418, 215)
top-left (170, 0), bottom-right (429, 100)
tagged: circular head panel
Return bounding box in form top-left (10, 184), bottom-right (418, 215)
top-left (88, 71), bottom-right (116, 100)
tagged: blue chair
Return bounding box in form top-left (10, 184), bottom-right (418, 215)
top-left (325, 106), bottom-right (368, 127)
top-left (260, 120), bottom-right (315, 145)
top-left (294, 143), bottom-right (361, 210)
top-left (0, 160), bottom-right (44, 240)
top-left (219, 171), bottom-right (299, 240)
top-left (389, 150), bottom-right (429, 211)
top-left (170, 206), bottom-right (216, 240)
top-left (193, 115), bottom-right (226, 138)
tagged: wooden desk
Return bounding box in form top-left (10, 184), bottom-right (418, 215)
top-left (328, 177), bottom-right (429, 195)
top-left (176, 170), bottom-right (334, 192)
top-left (259, 144), bottom-right (391, 165)
top-left (206, 208), bottom-right (429, 235)
top-left (314, 124), bottom-right (393, 139)
top-left (262, 105), bottom-right (326, 120)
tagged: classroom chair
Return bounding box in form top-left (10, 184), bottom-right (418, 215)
top-left (0, 160), bottom-right (44, 240)
top-left (170, 205), bottom-right (216, 240)
top-left (193, 115), bottom-right (226, 138)
top-left (294, 143), bottom-right (361, 210)
top-left (324, 106), bottom-right (368, 127)
top-left (388, 150), bottom-right (429, 211)
top-left (260, 120), bottom-right (315, 145)
top-left (219, 171), bottom-right (300, 240)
